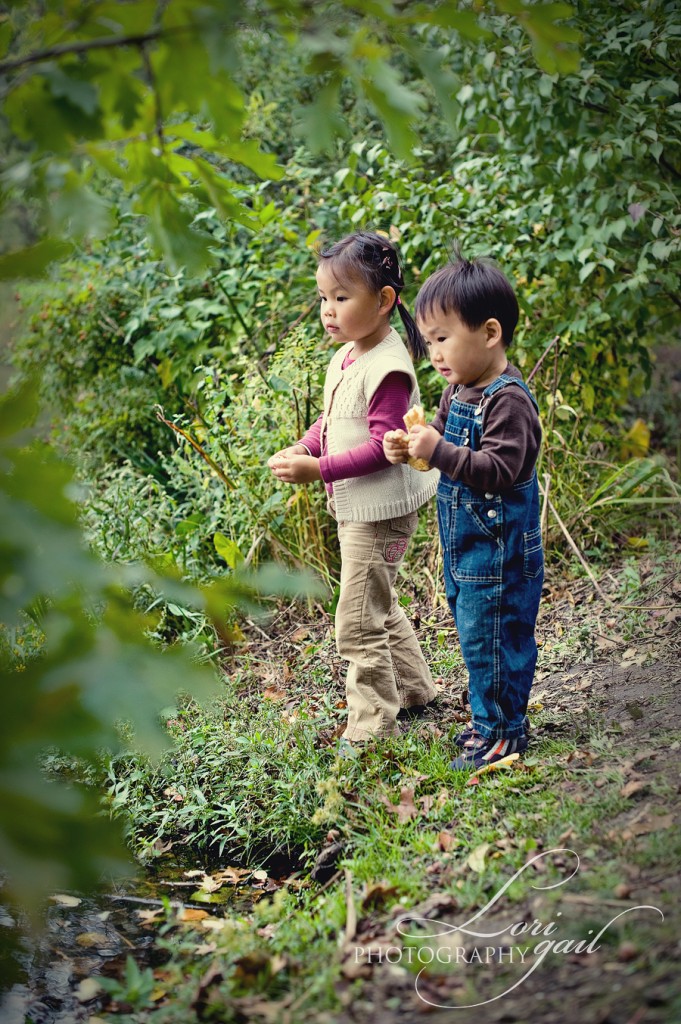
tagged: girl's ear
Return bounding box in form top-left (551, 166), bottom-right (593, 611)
top-left (485, 318), bottom-right (504, 347)
top-left (379, 285), bottom-right (396, 314)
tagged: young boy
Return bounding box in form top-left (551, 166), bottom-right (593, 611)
top-left (383, 255), bottom-right (543, 769)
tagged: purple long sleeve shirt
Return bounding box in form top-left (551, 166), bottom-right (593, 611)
top-left (298, 352), bottom-right (411, 493)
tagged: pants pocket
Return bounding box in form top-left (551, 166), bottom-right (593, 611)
top-left (523, 525), bottom-right (544, 579)
top-left (388, 512), bottom-right (418, 535)
top-left (453, 502), bottom-right (503, 582)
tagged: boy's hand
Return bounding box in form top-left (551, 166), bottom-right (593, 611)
top-left (407, 424), bottom-right (440, 463)
top-left (383, 429), bottom-right (410, 464)
top-left (269, 454), bottom-right (321, 484)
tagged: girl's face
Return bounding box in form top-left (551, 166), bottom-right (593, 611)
top-left (417, 309), bottom-right (507, 388)
top-left (316, 264), bottom-right (394, 354)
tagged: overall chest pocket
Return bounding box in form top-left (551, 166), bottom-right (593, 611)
top-left (452, 499), bottom-right (503, 582)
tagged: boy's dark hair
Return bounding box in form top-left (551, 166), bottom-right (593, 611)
top-left (318, 231), bottom-right (426, 359)
top-left (414, 254), bottom-right (519, 347)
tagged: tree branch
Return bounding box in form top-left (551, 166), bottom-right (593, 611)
top-left (0, 28), bottom-right (180, 74)
top-left (140, 43), bottom-right (164, 152)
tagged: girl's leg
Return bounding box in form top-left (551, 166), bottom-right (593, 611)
top-left (336, 515), bottom-right (430, 740)
top-left (382, 515), bottom-right (436, 709)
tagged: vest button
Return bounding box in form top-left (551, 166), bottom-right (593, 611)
top-left (487, 509), bottom-right (497, 519)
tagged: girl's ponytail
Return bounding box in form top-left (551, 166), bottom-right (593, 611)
top-left (317, 231), bottom-right (427, 362)
top-left (395, 295), bottom-right (427, 362)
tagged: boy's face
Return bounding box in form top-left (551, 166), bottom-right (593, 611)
top-left (417, 309), bottom-right (507, 389)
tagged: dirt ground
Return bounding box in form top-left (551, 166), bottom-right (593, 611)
top-left (3, 558), bottom-right (680, 1024)
top-left (330, 567), bottom-right (681, 1024)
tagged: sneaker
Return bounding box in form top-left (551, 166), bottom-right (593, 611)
top-left (450, 732), bottom-right (529, 771)
top-left (453, 715), bottom-right (530, 749)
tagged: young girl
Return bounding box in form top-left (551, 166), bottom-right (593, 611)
top-left (268, 231), bottom-right (439, 742)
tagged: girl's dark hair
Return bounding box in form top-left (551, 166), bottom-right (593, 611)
top-left (317, 231), bottom-right (426, 359)
top-left (414, 253), bottom-right (519, 348)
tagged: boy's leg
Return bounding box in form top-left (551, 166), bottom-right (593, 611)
top-left (336, 516), bottom-right (427, 740)
top-left (438, 493), bottom-right (523, 742)
top-left (445, 502), bottom-right (542, 742)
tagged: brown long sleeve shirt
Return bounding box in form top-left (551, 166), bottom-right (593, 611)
top-left (429, 364), bottom-right (542, 493)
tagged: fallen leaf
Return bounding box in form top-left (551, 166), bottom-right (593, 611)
top-left (200, 874), bottom-right (224, 893)
top-left (361, 882), bottom-right (399, 910)
top-left (75, 978), bottom-right (102, 1002)
top-left (622, 813), bottom-right (674, 840)
top-left (216, 866), bottom-right (250, 884)
top-left (620, 779), bottom-right (647, 799)
top-left (152, 839), bottom-right (173, 854)
top-left (200, 917), bottom-right (228, 933)
top-left (467, 842), bottom-right (492, 873)
top-left (262, 686), bottom-right (287, 702)
top-left (475, 753), bottom-right (520, 776)
top-left (75, 931), bottom-right (109, 947)
top-left (178, 908), bottom-right (210, 922)
top-left (136, 908), bottom-right (164, 926)
top-left (437, 831), bottom-right (455, 852)
top-left (50, 894), bottom-right (82, 907)
top-left (194, 943), bottom-right (217, 955)
top-left (378, 786), bottom-right (420, 824)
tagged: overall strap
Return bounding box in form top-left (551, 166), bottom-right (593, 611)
top-left (480, 374), bottom-right (539, 413)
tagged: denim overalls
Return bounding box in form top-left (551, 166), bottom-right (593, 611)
top-left (437, 374), bottom-right (544, 741)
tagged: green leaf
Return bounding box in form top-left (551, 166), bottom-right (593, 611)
top-left (142, 188), bottom-right (218, 275)
top-left (298, 78), bottom-right (347, 154)
top-left (50, 180), bottom-right (113, 240)
top-left (44, 66), bottom-right (100, 116)
top-left (0, 379), bottom-right (40, 440)
top-left (214, 532), bottom-right (244, 570)
top-left (0, 239), bottom-right (73, 281)
top-left (190, 158), bottom-right (259, 229)
top-left (361, 60), bottom-right (424, 159)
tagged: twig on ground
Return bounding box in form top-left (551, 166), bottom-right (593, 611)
top-left (344, 869), bottom-right (357, 942)
top-left (539, 480), bottom-right (611, 604)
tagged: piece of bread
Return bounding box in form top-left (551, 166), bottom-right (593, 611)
top-left (403, 405), bottom-right (431, 471)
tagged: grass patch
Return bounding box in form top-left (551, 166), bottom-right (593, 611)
top-left (71, 545), bottom-right (679, 1021)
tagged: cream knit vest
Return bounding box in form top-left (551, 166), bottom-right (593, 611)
top-left (321, 327), bottom-right (439, 522)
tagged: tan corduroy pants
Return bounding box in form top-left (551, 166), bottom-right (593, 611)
top-left (335, 511), bottom-right (436, 741)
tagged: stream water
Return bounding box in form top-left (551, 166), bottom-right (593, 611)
top-left (1, 861), bottom-right (268, 1023)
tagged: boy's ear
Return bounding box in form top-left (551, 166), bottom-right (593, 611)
top-left (485, 318), bottom-right (504, 347)
top-left (379, 285), bottom-right (397, 313)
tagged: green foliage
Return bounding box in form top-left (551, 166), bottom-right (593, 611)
top-left (97, 955), bottom-right (156, 1010)
top-left (16, 116), bottom-right (679, 569)
top-left (0, 381), bottom-right (216, 912)
top-left (0, 0), bottom-right (581, 275)
top-left (107, 697), bottom-right (330, 863)
top-left (0, 380), bottom-right (323, 934)
top-left (68, 322), bottom-right (336, 588)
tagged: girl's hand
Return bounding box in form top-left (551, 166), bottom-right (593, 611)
top-left (268, 444), bottom-right (306, 470)
top-left (407, 424), bottom-right (440, 462)
top-left (270, 454), bottom-right (321, 484)
top-left (383, 429), bottom-right (410, 464)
